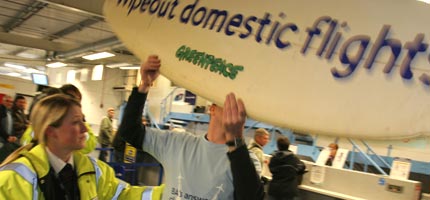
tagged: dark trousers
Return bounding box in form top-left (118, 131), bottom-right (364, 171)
top-left (98, 144), bottom-right (109, 162)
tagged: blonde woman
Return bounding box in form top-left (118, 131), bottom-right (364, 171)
top-left (0, 94), bottom-right (163, 199)
top-left (21, 85), bottom-right (97, 155)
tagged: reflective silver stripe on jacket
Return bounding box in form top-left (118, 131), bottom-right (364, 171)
top-left (89, 156), bottom-right (130, 199)
top-left (112, 179), bottom-right (127, 200)
top-left (0, 163), bottom-right (39, 200)
top-left (0, 156), bottom-right (101, 199)
top-left (88, 156), bottom-right (102, 185)
top-left (142, 187), bottom-right (154, 200)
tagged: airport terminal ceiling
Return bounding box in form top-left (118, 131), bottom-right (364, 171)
top-left (0, 0), bottom-right (139, 80)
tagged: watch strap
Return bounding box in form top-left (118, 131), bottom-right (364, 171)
top-left (226, 137), bottom-right (245, 147)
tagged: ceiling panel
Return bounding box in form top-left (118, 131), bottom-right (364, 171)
top-left (0, 1), bottom-right (31, 26)
top-left (13, 6), bottom-right (88, 39)
top-left (58, 22), bottom-right (115, 45)
top-left (0, 43), bottom-right (24, 53)
top-left (0, 0), bottom-right (141, 80)
top-left (17, 48), bottom-right (46, 58)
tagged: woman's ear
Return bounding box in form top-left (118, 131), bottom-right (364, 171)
top-left (45, 126), bottom-right (57, 138)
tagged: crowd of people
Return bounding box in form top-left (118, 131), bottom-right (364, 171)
top-left (0, 94), bottom-right (29, 161)
top-left (0, 55), bottom-right (314, 199)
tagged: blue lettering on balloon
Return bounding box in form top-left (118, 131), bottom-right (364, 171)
top-left (331, 35), bottom-right (370, 78)
top-left (363, 25), bottom-right (401, 74)
top-left (399, 34), bottom-right (428, 79)
top-left (115, 0), bottom-right (430, 87)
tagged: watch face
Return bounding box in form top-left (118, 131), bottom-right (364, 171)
top-left (226, 137), bottom-right (244, 147)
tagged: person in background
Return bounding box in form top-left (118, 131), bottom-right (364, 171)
top-left (118, 55), bottom-right (264, 200)
top-left (248, 128), bottom-right (270, 172)
top-left (98, 107), bottom-right (115, 162)
top-left (21, 84), bottom-right (97, 154)
top-left (268, 137), bottom-right (306, 200)
top-left (21, 88), bottom-right (62, 146)
top-left (60, 84), bottom-right (82, 102)
top-left (249, 150), bottom-right (263, 177)
top-left (112, 115), bottom-right (153, 185)
top-left (0, 95), bottom-right (15, 141)
top-left (325, 143), bottom-right (339, 166)
top-left (112, 116), bottom-right (148, 163)
top-left (12, 95), bottom-right (29, 141)
top-left (28, 87), bottom-right (62, 117)
top-left (0, 95), bottom-right (18, 162)
top-left (0, 94), bottom-right (163, 199)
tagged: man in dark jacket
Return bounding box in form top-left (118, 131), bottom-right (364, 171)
top-left (268, 137), bottom-right (306, 200)
top-left (12, 95), bottom-right (29, 140)
top-left (0, 95), bottom-right (19, 162)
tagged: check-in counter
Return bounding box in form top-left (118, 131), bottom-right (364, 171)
top-left (298, 161), bottom-right (422, 200)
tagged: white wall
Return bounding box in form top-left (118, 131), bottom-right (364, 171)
top-left (45, 66), bottom-right (181, 132)
top-left (0, 75), bottom-right (37, 96)
top-left (47, 66), bottom-right (125, 135)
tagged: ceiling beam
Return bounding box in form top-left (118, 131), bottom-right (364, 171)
top-left (55, 36), bottom-right (121, 59)
top-left (0, 54), bottom-right (48, 66)
top-left (49, 16), bottom-right (104, 40)
top-left (0, 32), bottom-right (79, 52)
top-left (3, 1), bottom-right (48, 32)
top-left (99, 53), bottom-right (141, 65)
top-left (7, 48), bottom-right (29, 56)
top-left (37, 0), bottom-right (105, 18)
top-left (65, 53), bottom-right (141, 67)
top-left (0, 53), bottom-right (140, 68)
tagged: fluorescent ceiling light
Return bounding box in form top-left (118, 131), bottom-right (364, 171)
top-left (4, 63), bottom-right (26, 70)
top-left (16, 52), bottom-right (40, 59)
top-left (46, 62), bottom-right (67, 68)
top-left (36, 66), bottom-right (47, 72)
top-left (106, 63), bottom-right (131, 68)
top-left (23, 68), bottom-right (44, 74)
top-left (82, 52), bottom-right (115, 60)
top-left (21, 76), bottom-right (31, 81)
top-left (92, 65), bottom-right (104, 80)
top-left (120, 66), bottom-right (140, 70)
top-left (6, 72), bottom-right (21, 77)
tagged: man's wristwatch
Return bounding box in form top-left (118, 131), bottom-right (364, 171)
top-left (225, 137), bottom-right (245, 147)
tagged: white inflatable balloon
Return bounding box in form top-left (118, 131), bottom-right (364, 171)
top-left (104, 0), bottom-right (430, 139)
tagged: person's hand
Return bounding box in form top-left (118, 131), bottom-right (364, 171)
top-left (139, 55), bottom-right (161, 93)
top-left (7, 136), bottom-right (17, 143)
top-left (223, 93), bottom-right (246, 142)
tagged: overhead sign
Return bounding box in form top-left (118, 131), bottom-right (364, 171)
top-left (104, 0), bottom-right (430, 139)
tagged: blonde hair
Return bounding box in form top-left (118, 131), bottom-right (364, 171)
top-left (0, 94), bottom-right (80, 167)
top-left (254, 128), bottom-right (269, 138)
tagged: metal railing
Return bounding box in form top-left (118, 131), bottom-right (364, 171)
top-left (159, 87), bottom-right (179, 124)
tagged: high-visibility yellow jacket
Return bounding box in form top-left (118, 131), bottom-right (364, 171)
top-left (21, 122), bottom-right (97, 154)
top-left (0, 144), bottom-right (164, 199)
